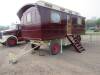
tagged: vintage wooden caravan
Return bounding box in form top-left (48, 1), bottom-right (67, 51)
top-left (17, 1), bottom-right (85, 55)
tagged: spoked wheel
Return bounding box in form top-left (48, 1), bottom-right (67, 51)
top-left (50, 40), bottom-right (61, 55)
top-left (6, 37), bottom-right (17, 47)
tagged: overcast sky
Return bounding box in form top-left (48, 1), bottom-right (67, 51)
top-left (0, 0), bottom-right (100, 25)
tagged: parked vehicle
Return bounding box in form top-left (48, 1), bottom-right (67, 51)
top-left (0, 24), bottom-right (28, 46)
top-left (17, 1), bottom-right (85, 55)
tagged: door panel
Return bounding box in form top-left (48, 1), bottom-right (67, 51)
top-left (67, 15), bottom-right (72, 35)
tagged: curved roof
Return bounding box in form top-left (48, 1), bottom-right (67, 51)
top-left (17, 4), bottom-right (35, 20)
top-left (17, 1), bottom-right (83, 20)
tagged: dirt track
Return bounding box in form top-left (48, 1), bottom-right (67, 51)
top-left (0, 35), bottom-right (100, 75)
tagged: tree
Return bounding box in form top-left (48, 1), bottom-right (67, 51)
top-left (86, 18), bottom-right (100, 30)
top-left (86, 19), bottom-right (96, 30)
top-left (95, 18), bottom-right (100, 27)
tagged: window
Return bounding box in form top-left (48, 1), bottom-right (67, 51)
top-left (21, 7), bottom-right (41, 25)
top-left (77, 17), bottom-right (82, 25)
top-left (82, 18), bottom-right (85, 25)
top-left (9, 24), bottom-right (17, 30)
top-left (51, 11), bottom-right (61, 23)
top-left (61, 13), bottom-right (67, 24)
top-left (31, 7), bottom-right (41, 25)
top-left (26, 12), bottom-right (32, 23)
top-left (72, 16), bottom-right (77, 24)
top-left (72, 16), bottom-right (83, 25)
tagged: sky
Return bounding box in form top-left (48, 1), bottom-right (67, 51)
top-left (0, 0), bottom-right (100, 25)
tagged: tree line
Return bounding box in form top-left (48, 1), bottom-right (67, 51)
top-left (0, 25), bottom-right (9, 31)
top-left (86, 18), bottom-right (100, 30)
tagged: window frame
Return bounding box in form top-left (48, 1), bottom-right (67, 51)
top-left (50, 10), bottom-right (61, 24)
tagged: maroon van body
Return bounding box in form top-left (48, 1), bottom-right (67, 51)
top-left (17, 3), bottom-right (85, 41)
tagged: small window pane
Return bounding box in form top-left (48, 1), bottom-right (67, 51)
top-left (51, 11), bottom-right (61, 23)
top-left (26, 13), bottom-right (31, 23)
top-left (82, 18), bottom-right (85, 25)
top-left (77, 17), bottom-right (82, 25)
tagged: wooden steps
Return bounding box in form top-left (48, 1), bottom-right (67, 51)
top-left (66, 35), bottom-right (85, 53)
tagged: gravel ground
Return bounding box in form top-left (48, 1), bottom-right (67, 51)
top-left (0, 35), bottom-right (100, 75)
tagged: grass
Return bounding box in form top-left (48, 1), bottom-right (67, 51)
top-left (85, 30), bottom-right (100, 35)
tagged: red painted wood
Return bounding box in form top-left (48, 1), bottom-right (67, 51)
top-left (17, 4), bottom-right (85, 41)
